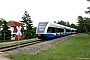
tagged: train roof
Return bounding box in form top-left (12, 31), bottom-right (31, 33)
top-left (71, 28), bottom-right (77, 30)
top-left (47, 22), bottom-right (66, 28)
top-left (65, 26), bottom-right (71, 29)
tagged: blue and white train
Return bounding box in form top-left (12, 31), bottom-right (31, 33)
top-left (36, 22), bottom-right (77, 39)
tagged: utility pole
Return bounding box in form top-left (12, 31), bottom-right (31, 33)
top-left (4, 33), bottom-right (5, 41)
top-left (85, 0), bottom-right (90, 18)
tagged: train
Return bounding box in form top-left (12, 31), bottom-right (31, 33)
top-left (36, 22), bottom-right (77, 39)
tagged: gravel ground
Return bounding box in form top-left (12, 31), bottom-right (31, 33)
top-left (0, 52), bottom-right (10, 60)
top-left (7, 35), bottom-right (75, 54)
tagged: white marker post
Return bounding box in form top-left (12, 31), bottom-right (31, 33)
top-left (14, 22), bottom-right (24, 54)
top-left (4, 33), bottom-right (5, 41)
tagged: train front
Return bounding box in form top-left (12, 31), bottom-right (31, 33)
top-left (36, 22), bottom-right (48, 39)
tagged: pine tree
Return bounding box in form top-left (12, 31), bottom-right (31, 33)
top-left (21, 11), bottom-right (33, 39)
top-left (0, 19), bottom-right (11, 40)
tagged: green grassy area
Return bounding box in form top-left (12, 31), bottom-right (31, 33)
top-left (0, 38), bottom-right (38, 48)
top-left (0, 39), bottom-right (15, 43)
top-left (9, 34), bottom-right (90, 60)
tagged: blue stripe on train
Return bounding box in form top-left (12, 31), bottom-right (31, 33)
top-left (44, 34), bottom-right (64, 38)
top-left (44, 34), bottom-right (55, 38)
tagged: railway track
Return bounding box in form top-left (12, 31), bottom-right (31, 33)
top-left (0, 40), bottom-right (46, 52)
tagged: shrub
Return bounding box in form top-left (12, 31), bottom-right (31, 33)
top-left (87, 32), bottom-right (90, 35)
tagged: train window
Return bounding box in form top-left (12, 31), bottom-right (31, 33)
top-left (66, 29), bottom-right (70, 32)
top-left (38, 29), bottom-right (45, 31)
top-left (58, 28), bottom-right (64, 32)
top-left (75, 30), bottom-right (77, 32)
top-left (52, 27), bottom-right (55, 33)
top-left (47, 27), bottom-right (64, 33)
top-left (72, 30), bottom-right (74, 32)
top-left (39, 22), bottom-right (48, 25)
top-left (37, 28), bottom-right (45, 33)
top-left (37, 22), bottom-right (49, 33)
top-left (37, 25), bottom-right (47, 33)
top-left (38, 26), bottom-right (46, 28)
top-left (56, 28), bottom-right (58, 33)
top-left (47, 27), bottom-right (52, 33)
top-left (47, 27), bottom-right (55, 33)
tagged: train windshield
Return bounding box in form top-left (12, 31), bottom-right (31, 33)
top-left (37, 22), bottom-right (48, 33)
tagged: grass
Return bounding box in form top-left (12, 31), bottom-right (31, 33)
top-left (9, 33), bottom-right (90, 60)
top-left (0, 39), bottom-right (15, 43)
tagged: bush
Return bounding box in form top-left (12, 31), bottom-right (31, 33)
top-left (87, 32), bottom-right (90, 35)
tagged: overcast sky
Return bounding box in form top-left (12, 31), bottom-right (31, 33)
top-left (0, 0), bottom-right (89, 27)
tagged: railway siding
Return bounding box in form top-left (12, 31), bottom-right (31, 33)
top-left (7, 35), bottom-right (75, 54)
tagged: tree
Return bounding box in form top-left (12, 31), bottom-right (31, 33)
top-left (59, 20), bottom-right (66, 26)
top-left (0, 20), bottom-right (3, 26)
top-left (84, 17), bottom-right (90, 32)
top-left (0, 19), bottom-right (3, 33)
top-left (55, 20), bottom-right (66, 26)
top-left (77, 16), bottom-right (90, 33)
top-left (31, 27), bottom-right (37, 38)
top-left (71, 23), bottom-right (77, 29)
top-left (21, 11), bottom-right (33, 39)
top-left (66, 21), bottom-right (71, 27)
top-left (0, 18), bottom-right (11, 40)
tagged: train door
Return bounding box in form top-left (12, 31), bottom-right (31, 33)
top-left (56, 27), bottom-right (58, 36)
top-left (64, 28), bottom-right (66, 35)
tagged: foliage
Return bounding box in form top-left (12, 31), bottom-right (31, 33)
top-left (70, 23), bottom-right (77, 28)
top-left (21, 11), bottom-right (35, 39)
top-left (0, 18), bottom-right (11, 40)
top-left (87, 32), bottom-right (90, 35)
top-left (31, 27), bottom-right (37, 38)
top-left (57, 20), bottom-right (66, 26)
top-left (54, 20), bottom-right (77, 29)
top-left (66, 21), bottom-right (71, 27)
top-left (77, 16), bottom-right (90, 33)
top-left (0, 19), bottom-right (3, 26)
top-left (10, 34), bottom-right (90, 60)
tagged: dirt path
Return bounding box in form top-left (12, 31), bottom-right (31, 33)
top-left (0, 52), bottom-right (10, 60)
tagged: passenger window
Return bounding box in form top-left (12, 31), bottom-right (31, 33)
top-left (47, 27), bottom-right (55, 33)
top-left (58, 28), bottom-right (64, 32)
top-left (47, 27), bottom-right (52, 33)
top-left (52, 27), bottom-right (55, 33)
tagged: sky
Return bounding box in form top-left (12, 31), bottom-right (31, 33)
top-left (0, 0), bottom-right (90, 27)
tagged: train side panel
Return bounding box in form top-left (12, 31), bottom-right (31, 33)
top-left (36, 22), bottom-right (77, 39)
